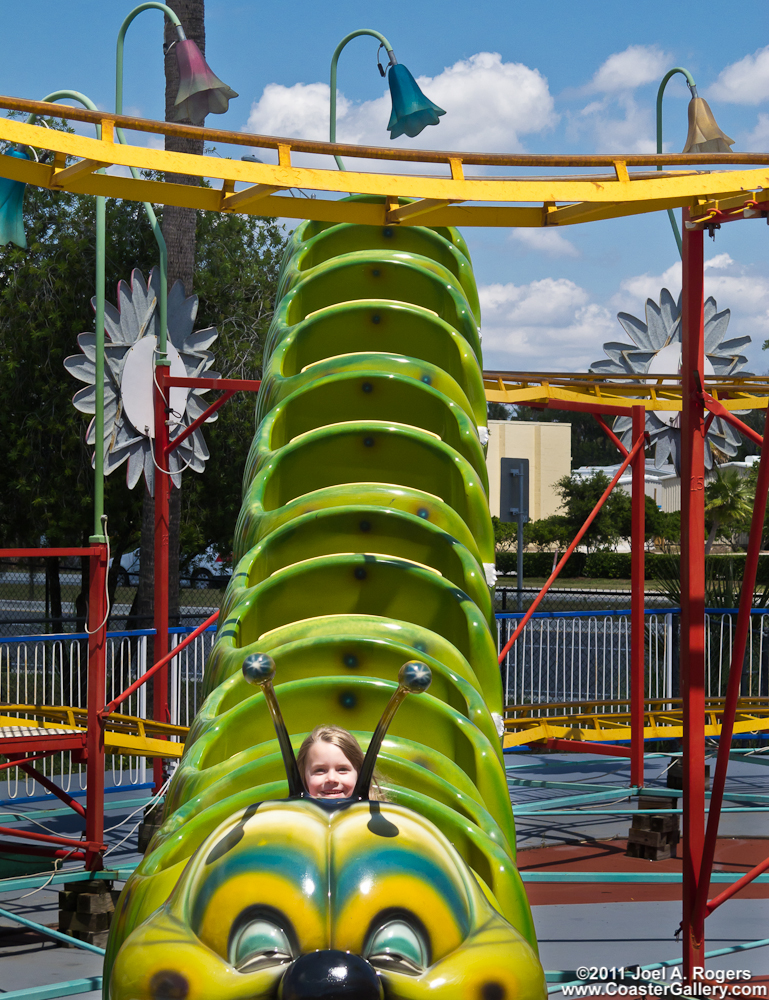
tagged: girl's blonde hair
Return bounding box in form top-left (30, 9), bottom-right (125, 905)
top-left (297, 725), bottom-right (386, 801)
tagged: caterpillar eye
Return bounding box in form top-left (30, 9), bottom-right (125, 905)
top-left (230, 919), bottom-right (293, 973)
top-left (364, 919), bottom-right (427, 975)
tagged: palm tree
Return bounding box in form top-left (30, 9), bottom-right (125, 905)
top-left (137, 0), bottom-right (207, 627)
top-left (704, 466), bottom-right (753, 554)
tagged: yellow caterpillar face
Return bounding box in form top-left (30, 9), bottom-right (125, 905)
top-left (109, 800), bottom-right (545, 1000)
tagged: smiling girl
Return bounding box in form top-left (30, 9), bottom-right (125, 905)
top-left (297, 725), bottom-right (385, 800)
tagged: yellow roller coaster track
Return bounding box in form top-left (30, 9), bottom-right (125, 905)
top-left (502, 696), bottom-right (769, 749)
top-left (482, 371), bottom-right (769, 412)
top-left (0, 706), bottom-right (187, 758)
top-left (0, 96), bottom-right (768, 230)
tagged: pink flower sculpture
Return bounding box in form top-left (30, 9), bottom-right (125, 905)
top-left (171, 39), bottom-right (238, 125)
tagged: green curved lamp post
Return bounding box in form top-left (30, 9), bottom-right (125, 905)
top-left (16, 91), bottom-right (109, 541)
top-left (657, 67), bottom-right (734, 256)
top-left (330, 29), bottom-right (445, 170)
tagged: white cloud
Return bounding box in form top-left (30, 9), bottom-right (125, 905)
top-left (744, 112), bottom-right (769, 150)
top-left (576, 93), bottom-right (658, 153)
top-left (709, 45), bottom-right (769, 105)
top-left (586, 45), bottom-right (671, 93)
top-left (245, 81), bottom-right (343, 142)
top-left (509, 227), bottom-right (579, 258)
top-left (479, 253), bottom-right (769, 374)
top-left (243, 52), bottom-right (556, 164)
top-left (480, 278), bottom-right (615, 370)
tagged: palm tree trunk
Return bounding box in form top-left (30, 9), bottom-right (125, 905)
top-left (705, 519), bottom-right (720, 555)
top-left (162, 0), bottom-right (205, 627)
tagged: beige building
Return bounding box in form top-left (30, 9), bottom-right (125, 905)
top-left (486, 420), bottom-right (572, 520)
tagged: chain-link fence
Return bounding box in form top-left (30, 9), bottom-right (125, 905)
top-left (0, 557), bottom-right (229, 638)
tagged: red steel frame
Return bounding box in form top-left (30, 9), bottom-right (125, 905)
top-left (680, 215), bottom-right (707, 980)
top-left (3, 202), bottom-right (766, 966)
top-left (500, 206), bottom-right (769, 980)
top-left (151, 368), bottom-right (261, 790)
top-left (0, 374), bottom-right (260, 865)
top-left (497, 403), bottom-right (648, 787)
top-left (0, 543), bottom-right (108, 868)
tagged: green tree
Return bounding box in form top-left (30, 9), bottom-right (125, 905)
top-left (526, 515), bottom-right (572, 552)
top-left (704, 467), bottom-right (753, 554)
top-left (0, 123), bottom-right (286, 628)
top-left (554, 472), bottom-right (632, 553)
top-left (0, 162), bottom-right (159, 564)
top-left (179, 209), bottom-right (286, 556)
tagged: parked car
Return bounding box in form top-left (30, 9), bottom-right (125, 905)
top-left (111, 546), bottom-right (232, 589)
top-left (112, 548), bottom-right (141, 587)
top-left (181, 546), bottom-right (232, 589)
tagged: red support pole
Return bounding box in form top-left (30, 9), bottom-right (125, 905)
top-left (694, 403), bottom-right (769, 929)
top-left (630, 405), bottom-right (646, 787)
top-left (153, 363), bottom-right (171, 794)
top-left (103, 609), bottom-right (219, 715)
top-left (85, 542), bottom-right (108, 869)
top-left (15, 761), bottom-right (86, 818)
top-left (680, 212), bottom-right (707, 981)
top-left (702, 393), bottom-right (764, 449)
top-left (595, 413), bottom-right (630, 458)
top-left (704, 852), bottom-right (769, 917)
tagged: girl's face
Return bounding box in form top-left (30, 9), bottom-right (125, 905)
top-left (304, 741), bottom-right (358, 799)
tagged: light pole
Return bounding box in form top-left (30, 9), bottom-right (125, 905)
top-left (115, 2), bottom-right (237, 359)
top-left (115, 4), bottom-right (237, 795)
top-left (329, 28), bottom-right (445, 170)
top-left (656, 68), bottom-right (734, 256)
top-left (22, 91), bottom-right (108, 543)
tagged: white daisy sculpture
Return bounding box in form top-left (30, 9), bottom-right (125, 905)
top-left (590, 288), bottom-right (751, 472)
top-left (64, 267), bottom-right (219, 495)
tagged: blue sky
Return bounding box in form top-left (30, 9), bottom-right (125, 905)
top-left (3, 0), bottom-right (768, 373)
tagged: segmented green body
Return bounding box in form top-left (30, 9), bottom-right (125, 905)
top-left (105, 204), bottom-right (544, 1000)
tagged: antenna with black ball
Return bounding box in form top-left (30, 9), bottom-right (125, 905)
top-left (242, 653), bottom-right (304, 797)
top-left (353, 660), bottom-right (432, 800)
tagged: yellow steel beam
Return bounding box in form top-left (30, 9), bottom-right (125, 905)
top-left (386, 198), bottom-right (456, 223)
top-left (51, 158), bottom-right (108, 187)
top-left (221, 183), bottom-right (283, 212)
top-left (503, 714), bottom-right (769, 749)
top-left (483, 372), bottom-right (769, 412)
top-left (0, 106), bottom-right (767, 228)
top-left (104, 731), bottom-right (184, 758)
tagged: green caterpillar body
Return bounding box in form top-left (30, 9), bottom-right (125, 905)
top-left (105, 204), bottom-right (545, 1000)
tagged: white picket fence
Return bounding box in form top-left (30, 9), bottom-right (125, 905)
top-left (2, 611), bottom-right (768, 800)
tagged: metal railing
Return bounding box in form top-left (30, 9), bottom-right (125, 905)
top-left (3, 609), bottom-right (768, 799)
top-left (0, 625), bottom-right (216, 800)
top-left (498, 608), bottom-right (769, 712)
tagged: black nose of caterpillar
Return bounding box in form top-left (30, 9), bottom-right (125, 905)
top-left (279, 950), bottom-right (383, 1000)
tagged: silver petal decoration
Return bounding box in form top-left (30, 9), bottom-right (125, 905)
top-left (590, 288), bottom-right (751, 474)
top-left (65, 265), bottom-right (220, 496)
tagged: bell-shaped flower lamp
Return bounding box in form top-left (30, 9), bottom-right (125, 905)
top-left (0, 148), bottom-right (30, 248)
top-left (170, 38), bottom-right (238, 126)
top-left (683, 94), bottom-right (734, 154)
top-left (387, 61), bottom-right (445, 140)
